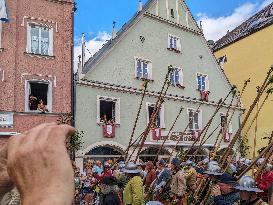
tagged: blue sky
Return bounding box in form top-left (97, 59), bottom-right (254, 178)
top-left (74, 0), bottom-right (271, 41)
top-left (73, 0), bottom-right (273, 70)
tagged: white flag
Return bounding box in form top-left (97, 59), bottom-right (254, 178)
top-left (0, 0), bottom-right (8, 22)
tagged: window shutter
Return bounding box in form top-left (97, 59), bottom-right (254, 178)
top-left (143, 62), bottom-right (148, 79)
top-left (197, 75), bottom-right (202, 90)
top-left (170, 71), bottom-right (174, 85)
top-left (205, 75), bottom-right (209, 91)
top-left (168, 34), bottom-right (171, 48)
top-left (116, 99), bottom-right (121, 124)
top-left (178, 69), bottom-right (183, 85)
top-left (188, 110), bottom-right (193, 130)
top-left (27, 24), bottom-right (31, 52)
top-left (148, 62), bottom-right (153, 80)
top-left (228, 122), bottom-right (233, 134)
top-left (146, 102), bottom-right (150, 126)
top-left (49, 28), bottom-right (54, 56)
top-left (198, 110), bottom-right (202, 130)
top-left (177, 38), bottom-right (182, 52)
top-left (97, 96), bottom-right (101, 123)
top-left (160, 104), bottom-right (165, 129)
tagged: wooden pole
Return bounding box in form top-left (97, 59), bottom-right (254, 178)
top-left (254, 131), bottom-right (273, 180)
top-left (237, 136), bottom-right (273, 180)
top-left (134, 66), bottom-right (173, 162)
top-left (153, 106), bottom-right (184, 163)
top-left (166, 101), bottom-right (205, 162)
top-left (124, 81), bottom-right (148, 160)
top-left (221, 68), bottom-right (273, 165)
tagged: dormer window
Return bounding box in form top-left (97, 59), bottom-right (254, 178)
top-left (135, 58), bottom-right (152, 80)
top-left (168, 34), bottom-right (181, 53)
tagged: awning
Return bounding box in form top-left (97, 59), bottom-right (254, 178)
top-left (0, 0), bottom-right (8, 22)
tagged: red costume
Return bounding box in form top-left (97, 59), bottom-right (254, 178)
top-left (256, 170), bottom-right (273, 201)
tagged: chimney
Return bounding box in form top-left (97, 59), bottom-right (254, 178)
top-left (199, 21), bottom-right (203, 33)
top-left (112, 21), bottom-right (117, 39)
top-left (138, 0), bottom-right (143, 12)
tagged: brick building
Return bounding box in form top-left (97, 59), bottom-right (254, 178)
top-left (0, 0), bottom-right (75, 140)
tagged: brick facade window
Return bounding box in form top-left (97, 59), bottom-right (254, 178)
top-left (168, 34), bottom-right (181, 53)
top-left (146, 102), bottom-right (165, 129)
top-left (170, 67), bottom-right (183, 87)
top-left (25, 80), bottom-right (52, 113)
top-left (27, 24), bottom-right (53, 56)
top-left (197, 73), bottom-right (209, 91)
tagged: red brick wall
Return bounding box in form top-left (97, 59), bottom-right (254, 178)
top-left (0, 0), bottom-right (74, 133)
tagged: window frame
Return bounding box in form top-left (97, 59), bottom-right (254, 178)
top-left (0, 21), bottom-right (2, 49)
top-left (220, 113), bottom-right (232, 134)
top-left (26, 23), bottom-right (54, 56)
top-left (187, 108), bottom-right (202, 131)
top-left (97, 96), bottom-right (120, 125)
top-left (196, 72), bottom-right (209, 91)
top-left (168, 34), bottom-right (181, 52)
top-left (134, 57), bottom-right (152, 80)
top-left (25, 79), bottom-right (53, 113)
top-left (146, 102), bottom-right (165, 129)
top-left (170, 67), bottom-right (183, 87)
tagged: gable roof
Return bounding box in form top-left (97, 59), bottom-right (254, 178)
top-left (82, 0), bottom-right (155, 74)
top-left (213, 2), bottom-right (273, 52)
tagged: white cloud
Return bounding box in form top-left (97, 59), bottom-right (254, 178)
top-left (198, 0), bottom-right (272, 41)
top-left (74, 31), bottom-right (111, 72)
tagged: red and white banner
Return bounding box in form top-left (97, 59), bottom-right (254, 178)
top-left (152, 128), bottom-right (161, 141)
top-left (103, 124), bottom-right (116, 138)
top-left (224, 132), bottom-right (231, 142)
top-left (200, 91), bottom-right (210, 102)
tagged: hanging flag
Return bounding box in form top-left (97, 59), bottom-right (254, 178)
top-left (0, 0), bottom-right (8, 22)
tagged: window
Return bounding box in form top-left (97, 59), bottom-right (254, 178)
top-left (188, 109), bottom-right (202, 131)
top-left (170, 9), bottom-right (175, 18)
top-left (146, 103), bottom-right (165, 129)
top-left (197, 73), bottom-right (209, 91)
top-left (135, 58), bottom-right (152, 80)
top-left (168, 34), bottom-right (181, 52)
top-left (220, 114), bottom-right (232, 134)
top-left (27, 24), bottom-right (53, 56)
top-left (220, 114), bottom-right (228, 133)
top-left (25, 80), bottom-right (52, 112)
top-left (170, 67), bottom-right (183, 87)
top-left (97, 96), bottom-right (120, 124)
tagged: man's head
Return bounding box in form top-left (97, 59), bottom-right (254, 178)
top-left (96, 160), bottom-right (102, 166)
top-left (157, 159), bottom-right (166, 170)
top-left (216, 173), bottom-right (237, 195)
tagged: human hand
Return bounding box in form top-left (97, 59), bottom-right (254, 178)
top-left (212, 185), bottom-right (221, 197)
top-left (0, 145), bottom-right (14, 199)
top-left (7, 123), bottom-right (76, 205)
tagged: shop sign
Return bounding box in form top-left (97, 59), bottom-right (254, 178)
top-left (151, 130), bottom-right (200, 142)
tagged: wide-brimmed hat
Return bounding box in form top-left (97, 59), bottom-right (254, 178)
top-left (234, 176), bottom-right (263, 193)
top-left (158, 159), bottom-right (166, 166)
top-left (216, 173), bottom-right (237, 185)
top-left (204, 164), bottom-right (223, 176)
top-left (101, 176), bottom-right (117, 186)
top-left (123, 162), bottom-right (141, 174)
top-left (171, 158), bottom-right (181, 167)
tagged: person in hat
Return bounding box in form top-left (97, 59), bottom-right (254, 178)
top-left (255, 159), bottom-right (273, 202)
top-left (100, 176), bottom-right (122, 205)
top-left (170, 158), bottom-right (186, 204)
top-left (151, 159), bottom-right (171, 201)
top-left (212, 173), bottom-right (240, 205)
top-left (234, 175), bottom-right (267, 205)
top-left (183, 160), bottom-right (197, 192)
top-left (145, 161), bottom-right (157, 188)
top-left (123, 162), bottom-right (144, 205)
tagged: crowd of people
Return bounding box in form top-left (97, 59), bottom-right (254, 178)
top-left (72, 157), bottom-right (273, 205)
top-left (1, 123), bottom-right (273, 205)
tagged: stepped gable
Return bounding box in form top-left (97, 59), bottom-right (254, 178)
top-left (213, 2), bottom-right (273, 51)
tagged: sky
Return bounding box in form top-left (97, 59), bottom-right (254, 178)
top-left (74, 0), bottom-right (273, 71)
